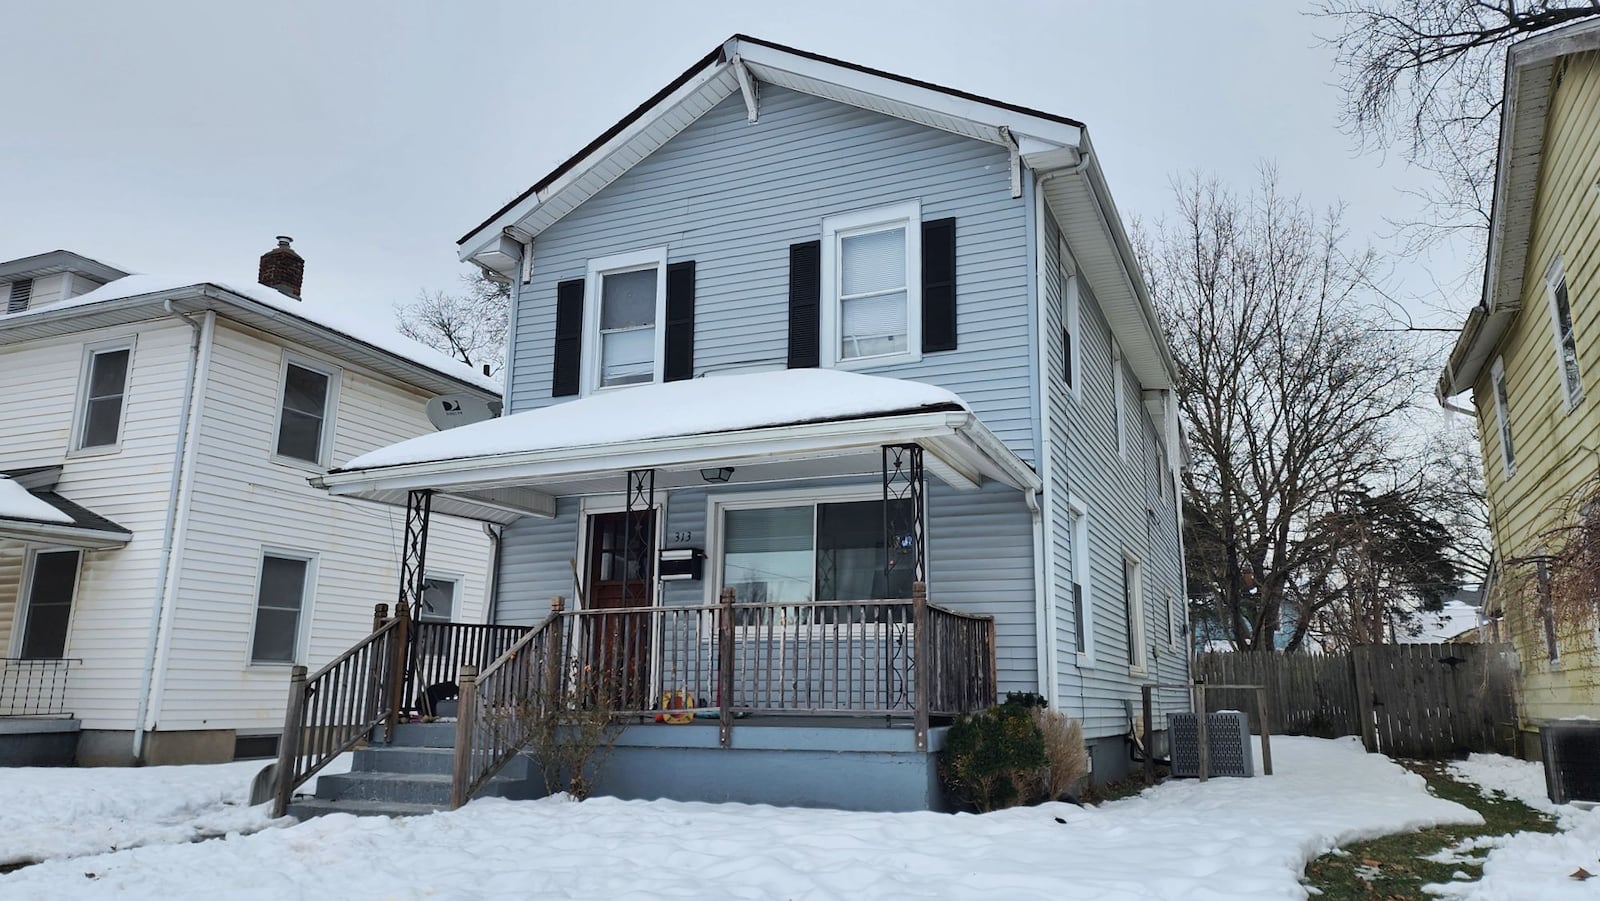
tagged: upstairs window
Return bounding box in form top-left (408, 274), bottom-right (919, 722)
top-left (584, 248), bottom-right (667, 391)
top-left (276, 360), bottom-right (335, 464)
top-left (6, 278), bottom-right (33, 314)
top-left (1545, 255), bottom-right (1583, 410)
top-left (77, 344), bottom-right (132, 450)
top-left (1063, 269), bottom-right (1081, 395)
top-left (821, 201), bottom-right (922, 368)
top-left (1492, 357), bottom-right (1515, 477)
top-left (1113, 342), bottom-right (1127, 458)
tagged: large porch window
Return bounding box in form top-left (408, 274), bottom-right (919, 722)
top-left (718, 494), bottom-right (916, 624)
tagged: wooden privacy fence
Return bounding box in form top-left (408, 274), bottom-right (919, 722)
top-left (1196, 643), bottom-right (1519, 758)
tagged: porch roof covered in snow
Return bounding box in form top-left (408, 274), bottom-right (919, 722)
top-left (313, 370), bottom-right (1040, 524)
top-left (0, 467), bottom-right (132, 549)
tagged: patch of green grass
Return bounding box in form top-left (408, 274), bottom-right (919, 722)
top-left (1082, 764), bottom-right (1171, 804)
top-left (1302, 760), bottom-right (1557, 899)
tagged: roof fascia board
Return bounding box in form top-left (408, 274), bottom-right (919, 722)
top-left (0, 250), bottom-right (128, 284)
top-left (0, 519), bottom-right (132, 549)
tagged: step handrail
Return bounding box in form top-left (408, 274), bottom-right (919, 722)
top-left (272, 616), bottom-right (400, 817)
top-left (450, 597), bottom-right (567, 808)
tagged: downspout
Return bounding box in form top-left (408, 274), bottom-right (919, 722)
top-left (132, 303), bottom-right (213, 763)
top-left (481, 522), bottom-right (503, 624)
top-left (1024, 166), bottom-right (1057, 706)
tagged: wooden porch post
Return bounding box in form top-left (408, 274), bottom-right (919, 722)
top-left (718, 587), bottom-right (735, 749)
top-left (271, 664), bottom-right (307, 818)
top-left (912, 581), bottom-right (930, 752)
top-left (372, 603), bottom-right (389, 634)
top-left (450, 664), bottom-right (478, 809)
top-left (545, 597), bottom-right (566, 705)
top-left (386, 598), bottom-right (410, 743)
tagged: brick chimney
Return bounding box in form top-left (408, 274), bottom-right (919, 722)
top-left (258, 236), bottom-right (304, 299)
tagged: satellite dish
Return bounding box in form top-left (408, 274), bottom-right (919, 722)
top-left (427, 395), bottom-right (500, 431)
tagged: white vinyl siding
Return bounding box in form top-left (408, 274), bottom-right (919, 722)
top-left (1544, 254), bottom-right (1583, 410)
top-left (821, 201), bottom-right (922, 368)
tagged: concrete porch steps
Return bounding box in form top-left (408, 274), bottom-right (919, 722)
top-left (287, 723), bottom-right (531, 820)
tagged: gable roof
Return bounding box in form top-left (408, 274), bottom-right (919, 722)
top-left (1440, 19), bottom-right (1600, 397)
top-left (0, 272), bottom-right (500, 397)
top-left (460, 35), bottom-right (1177, 390)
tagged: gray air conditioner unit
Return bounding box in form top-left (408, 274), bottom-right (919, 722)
top-left (1541, 720), bottom-right (1600, 804)
top-left (1169, 710), bottom-right (1255, 778)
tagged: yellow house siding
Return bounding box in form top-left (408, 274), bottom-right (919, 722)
top-left (1477, 49), bottom-right (1600, 729)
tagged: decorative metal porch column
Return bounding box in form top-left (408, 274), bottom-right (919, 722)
top-left (882, 445), bottom-right (925, 585)
top-left (622, 469), bottom-right (655, 608)
top-left (398, 488), bottom-right (434, 613)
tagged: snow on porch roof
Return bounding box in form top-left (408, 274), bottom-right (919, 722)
top-left (320, 370), bottom-right (1039, 519)
top-left (0, 478), bottom-right (72, 524)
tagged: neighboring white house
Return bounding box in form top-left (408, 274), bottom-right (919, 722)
top-left (0, 243), bottom-right (500, 765)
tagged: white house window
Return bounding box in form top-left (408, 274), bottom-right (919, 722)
top-left (1123, 553), bottom-right (1146, 672)
top-left (1068, 498), bottom-right (1093, 663)
top-left (1545, 255), bottom-right (1583, 410)
top-left (419, 576), bottom-right (458, 623)
top-left (276, 360), bottom-right (335, 464)
top-left (19, 549), bottom-right (81, 659)
top-left (821, 201), bottom-right (922, 368)
top-left (584, 248), bottom-right (667, 391)
top-left (1064, 269), bottom-right (1081, 396)
top-left (250, 553), bottom-right (312, 664)
top-left (78, 345), bottom-right (132, 449)
top-left (1113, 342), bottom-right (1127, 459)
top-left (1491, 356), bottom-right (1515, 477)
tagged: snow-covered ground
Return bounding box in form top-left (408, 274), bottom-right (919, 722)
top-left (1426, 753), bottom-right (1600, 900)
top-left (0, 737), bottom-right (1476, 900)
top-left (0, 755), bottom-right (350, 868)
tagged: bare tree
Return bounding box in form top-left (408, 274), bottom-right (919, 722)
top-left (396, 270), bottom-right (510, 378)
top-left (1145, 167), bottom-right (1431, 652)
top-left (1317, 1), bottom-right (1600, 272)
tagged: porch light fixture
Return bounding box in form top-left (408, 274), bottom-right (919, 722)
top-left (699, 466), bottom-right (735, 483)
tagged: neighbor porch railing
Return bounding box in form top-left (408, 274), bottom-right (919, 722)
top-left (0, 657), bottom-right (78, 717)
top-left (448, 582), bottom-right (997, 808)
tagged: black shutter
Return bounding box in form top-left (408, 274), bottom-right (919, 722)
top-left (787, 240), bottom-right (821, 368)
top-left (1062, 327), bottom-right (1074, 388)
top-left (552, 278), bottom-right (584, 397)
top-left (921, 217), bottom-right (957, 352)
top-left (664, 260), bottom-right (696, 381)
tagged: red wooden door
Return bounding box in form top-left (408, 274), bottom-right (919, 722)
top-left (584, 512), bottom-right (654, 710)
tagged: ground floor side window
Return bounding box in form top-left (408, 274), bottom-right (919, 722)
top-left (250, 552), bottom-right (313, 664)
top-left (19, 549), bottom-right (82, 659)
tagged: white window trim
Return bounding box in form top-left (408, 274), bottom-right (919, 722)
top-left (271, 353), bottom-right (341, 470)
top-left (1068, 495), bottom-right (1095, 667)
top-left (705, 483), bottom-right (930, 614)
top-left (581, 246), bottom-right (669, 395)
top-left (820, 200), bottom-right (923, 370)
top-left (419, 572), bottom-right (462, 623)
top-left (70, 337), bottom-right (136, 456)
top-left (1062, 238), bottom-right (1082, 401)
top-left (1113, 342), bottom-right (1127, 459)
top-left (1124, 551), bottom-right (1147, 675)
top-left (10, 546), bottom-right (83, 658)
top-left (245, 548), bottom-right (318, 667)
top-left (1543, 253), bottom-right (1584, 411)
top-left (1491, 356), bottom-right (1515, 478)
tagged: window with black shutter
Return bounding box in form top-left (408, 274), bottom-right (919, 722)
top-left (664, 260), bottom-right (696, 381)
top-left (552, 278), bottom-right (585, 396)
top-left (921, 218), bottom-right (956, 352)
top-left (787, 241), bottom-right (821, 368)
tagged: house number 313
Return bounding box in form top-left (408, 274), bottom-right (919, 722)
top-left (670, 530), bottom-right (692, 543)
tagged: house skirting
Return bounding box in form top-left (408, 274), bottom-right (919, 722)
top-left (530, 721), bottom-right (949, 812)
top-left (75, 728), bottom-right (238, 766)
top-left (0, 717), bottom-right (80, 766)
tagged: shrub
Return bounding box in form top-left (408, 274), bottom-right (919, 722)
top-left (941, 693), bottom-right (1048, 812)
top-left (510, 663), bottom-right (623, 800)
top-left (1033, 707), bottom-right (1089, 801)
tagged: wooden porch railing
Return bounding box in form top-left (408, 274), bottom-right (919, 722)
top-left (272, 603), bottom-right (534, 817)
top-left (448, 582), bottom-right (998, 808)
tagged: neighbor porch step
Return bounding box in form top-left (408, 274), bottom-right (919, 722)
top-left (287, 798), bottom-right (444, 820)
top-left (316, 770), bottom-right (530, 806)
top-left (351, 745), bottom-right (534, 780)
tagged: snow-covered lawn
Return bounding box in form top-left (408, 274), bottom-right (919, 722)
top-left (0, 755), bottom-right (350, 868)
top-left (0, 737), bottom-right (1477, 900)
top-left (1425, 753), bottom-right (1600, 900)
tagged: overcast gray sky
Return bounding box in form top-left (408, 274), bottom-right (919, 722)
top-left (1, 0), bottom-right (1470, 338)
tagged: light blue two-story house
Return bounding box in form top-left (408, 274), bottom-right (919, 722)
top-left (278, 36), bottom-right (1187, 816)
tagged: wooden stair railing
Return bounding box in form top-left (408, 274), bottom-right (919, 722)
top-left (450, 597), bottom-right (567, 808)
top-left (272, 605), bottom-right (401, 817)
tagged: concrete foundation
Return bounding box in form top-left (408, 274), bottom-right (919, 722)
top-left (75, 728), bottom-right (238, 766)
top-left (0, 718), bottom-right (80, 766)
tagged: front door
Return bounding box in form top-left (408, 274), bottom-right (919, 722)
top-left (583, 512), bottom-right (654, 710)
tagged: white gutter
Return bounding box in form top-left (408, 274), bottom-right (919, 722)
top-left (132, 306), bottom-right (213, 763)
